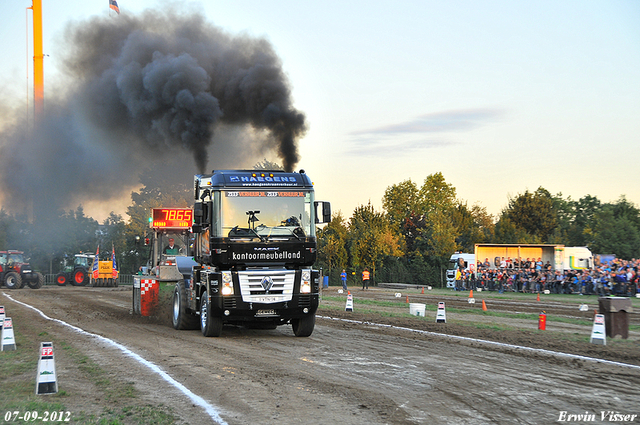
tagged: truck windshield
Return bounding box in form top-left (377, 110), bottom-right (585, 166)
top-left (221, 190), bottom-right (314, 239)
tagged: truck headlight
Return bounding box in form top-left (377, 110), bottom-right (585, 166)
top-left (221, 271), bottom-right (233, 296)
top-left (301, 269), bottom-right (311, 293)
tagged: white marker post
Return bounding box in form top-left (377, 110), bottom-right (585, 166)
top-left (436, 302), bottom-right (446, 323)
top-left (590, 314), bottom-right (606, 345)
top-left (345, 292), bottom-right (353, 312)
top-left (36, 342), bottom-right (58, 394)
top-left (0, 306), bottom-right (5, 329)
top-left (1, 316), bottom-right (16, 351)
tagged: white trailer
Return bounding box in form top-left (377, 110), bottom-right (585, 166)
top-left (445, 252), bottom-right (476, 288)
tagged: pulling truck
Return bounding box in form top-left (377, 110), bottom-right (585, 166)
top-left (171, 169), bottom-right (331, 337)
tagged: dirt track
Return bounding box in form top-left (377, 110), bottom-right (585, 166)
top-left (2, 285), bottom-right (640, 425)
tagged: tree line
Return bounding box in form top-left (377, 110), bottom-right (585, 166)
top-left (316, 172), bottom-right (640, 287)
top-left (1, 170), bottom-right (638, 286)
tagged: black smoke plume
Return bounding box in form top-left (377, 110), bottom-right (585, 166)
top-left (0, 8), bottom-right (306, 216)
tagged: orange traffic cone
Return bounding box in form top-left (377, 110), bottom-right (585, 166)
top-left (406, 295), bottom-right (409, 303)
top-left (421, 287), bottom-right (424, 294)
top-left (482, 299), bottom-right (487, 311)
top-left (537, 293), bottom-right (540, 301)
top-left (469, 289), bottom-right (474, 298)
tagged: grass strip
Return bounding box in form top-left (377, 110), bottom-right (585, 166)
top-left (0, 314), bottom-right (178, 424)
top-left (320, 295), bottom-right (640, 330)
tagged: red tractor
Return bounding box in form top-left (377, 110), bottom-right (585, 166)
top-left (0, 250), bottom-right (44, 289)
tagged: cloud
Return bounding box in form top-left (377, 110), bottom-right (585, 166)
top-left (344, 108), bottom-right (503, 156)
top-left (345, 137), bottom-right (458, 156)
top-left (351, 108), bottom-right (504, 136)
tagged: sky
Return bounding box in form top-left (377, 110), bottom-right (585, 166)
top-left (1, 0), bottom-right (639, 222)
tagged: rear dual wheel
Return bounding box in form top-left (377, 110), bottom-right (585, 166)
top-left (172, 281), bottom-right (198, 330)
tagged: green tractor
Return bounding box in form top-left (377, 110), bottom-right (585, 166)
top-left (55, 253), bottom-right (93, 286)
top-left (0, 250), bottom-right (44, 289)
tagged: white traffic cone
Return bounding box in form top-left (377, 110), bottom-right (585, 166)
top-left (1, 316), bottom-right (16, 351)
top-left (436, 302), bottom-right (446, 323)
top-left (36, 342), bottom-right (58, 394)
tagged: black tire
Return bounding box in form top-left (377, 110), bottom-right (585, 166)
top-left (4, 272), bottom-right (22, 289)
top-left (72, 269), bottom-right (88, 286)
top-left (55, 272), bottom-right (68, 286)
top-left (200, 290), bottom-right (223, 337)
top-left (27, 272), bottom-right (44, 289)
top-left (172, 282), bottom-right (198, 330)
top-left (292, 314), bottom-right (315, 337)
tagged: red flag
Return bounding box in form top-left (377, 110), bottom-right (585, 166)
top-left (109, 0), bottom-right (120, 14)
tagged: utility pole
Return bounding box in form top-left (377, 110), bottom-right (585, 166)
top-left (30, 0), bottom-right (44, 122)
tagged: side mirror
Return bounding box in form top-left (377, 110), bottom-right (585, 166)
top-left (314, 201), bottom-right (332, 224)
top-left (194, 203), bottom-right (204, 225)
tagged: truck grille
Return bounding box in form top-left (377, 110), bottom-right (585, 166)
top-left (238, 270), bottom-right (295, 303)
top-left (298, 295), bottom-right (311, 308)
top-left (223, 297), bottom-right (237, 309)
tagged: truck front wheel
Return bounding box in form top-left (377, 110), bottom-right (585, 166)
top-left (4, 272), bottom-right (22, 289)
top-left (200, 290), bottom-right (223, 337)
top-left (172, 282), bottom-right (198, 330)
top-left (292, 314), bottom-right (315, 337)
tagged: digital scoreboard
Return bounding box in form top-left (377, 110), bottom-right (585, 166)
top-left (150, 208), bottom-right (193, 229)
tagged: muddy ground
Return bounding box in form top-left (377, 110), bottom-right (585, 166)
top-left (2, 285), bottom-right (639, 424)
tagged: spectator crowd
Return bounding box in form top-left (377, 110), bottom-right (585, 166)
top-left (454, 257), bottom-right (640, 296)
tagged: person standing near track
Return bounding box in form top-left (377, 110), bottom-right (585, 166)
top-left (341, 269), bottom-right (348, 291)
top-left (362, 268), bottom-right (370, 290)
